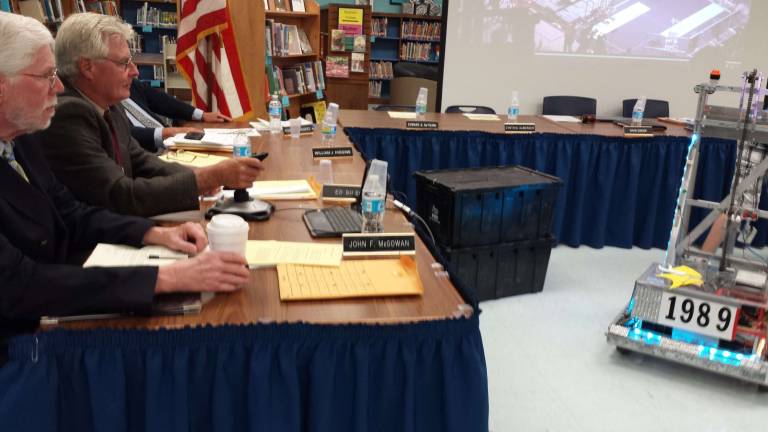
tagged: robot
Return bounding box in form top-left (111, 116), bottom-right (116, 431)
top-left (606, 69), bottom-right (768, 387)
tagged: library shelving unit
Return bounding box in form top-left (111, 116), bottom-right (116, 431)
top-left (8, 0), bottom-right (120, 32)
top-left (122, 0), bottom-right (178, 90)
top-left (369, 12), bottom-right (442, 105)
top-left (320, 3), bottom-right (371, 111)
top-left (265, 0), bottom-right (323, 119)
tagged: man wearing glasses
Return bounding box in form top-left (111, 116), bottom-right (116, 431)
top-left (0, 12), bottom-right (250, 355)
top-left (36, 13), bottom-right (265, 217)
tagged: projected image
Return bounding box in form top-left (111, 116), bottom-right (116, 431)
top-left (470, 0), bottom-right (750, 60)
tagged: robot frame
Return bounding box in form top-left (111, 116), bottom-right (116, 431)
top-left (606, 69), bottom-right (768, 388)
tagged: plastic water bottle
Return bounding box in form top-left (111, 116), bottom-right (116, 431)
top-left (415, 87), bottom-right (428, 119)
top-left (268, 93), bottom-right (282, 134)
top-left (507, 90), bottom-right (519, 122)
top-left (321, 102), bottom-right (339, 145)
top-left (361, 174), bottom-right (386, 233)
top-left (631, 96), bottom-right (646, 126)
top-left (232, 132), bottom-right (251, 158)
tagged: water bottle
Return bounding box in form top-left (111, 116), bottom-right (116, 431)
top-left (631, 96), bottom-right (646, 126)
top-left (507, 90), bottom-right (519, 122)
top-left (232, 132), bottom-right (251, 158)
top-left (361, 174), bottom-right (386, 233)
top-left (321, 102), bottom-right (340, 145)
top-left (415, 87), bottom-right (428, 119)
top-left (268, 93), bottom-right (282, 134)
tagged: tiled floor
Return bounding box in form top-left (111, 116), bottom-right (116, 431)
top-left (480, 246), bottom-right (768, 432)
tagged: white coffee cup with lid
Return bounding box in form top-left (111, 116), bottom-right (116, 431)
top-left (206, 214), bottom-right (249, 257)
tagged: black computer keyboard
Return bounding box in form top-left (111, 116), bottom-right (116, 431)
top-left (324, 207), bottom-right (362, 232)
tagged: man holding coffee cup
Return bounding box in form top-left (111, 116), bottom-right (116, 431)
top-left (0, 11), bottom-right (250, 356)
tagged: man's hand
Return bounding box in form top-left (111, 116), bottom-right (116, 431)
top-left (162, 126), bottom-right (203, 139)
top-left (194, 158), bottom-right (265, 192)
top-left (142, 222), bottom-right (208, 255)
top-left (155, 251), bottom-right (249, 293)
top-left (201, 111), bottom-right (232, 123)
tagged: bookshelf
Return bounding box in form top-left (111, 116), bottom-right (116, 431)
top-left (8, 0), bottom-right (119, 29)
top-left (264, 0), bottom-right (324, 120)
top-left (121, 0), bottom-right (178, 91)
top-left (320, 3), bottom-right (371, 111)
top-left (369, 12), bottom-right (442, 104)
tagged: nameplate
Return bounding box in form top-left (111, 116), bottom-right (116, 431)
top-left (312, 147), bottom-right (354, 159)
top-left (406, 120), bottom-right (439, 129)
top-left (321, 184), bottom-right (361, 200)
top-left (504, 123), bottom-right (536, 133)
top-left (282, 124), bottom-right (315, 135)
top-left (623, 126), bottom-right (653, 135)
top-left (342, 233), bottom-right (416, 256)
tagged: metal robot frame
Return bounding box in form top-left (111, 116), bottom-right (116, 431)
top-left (606, 69), bottom-right (768, 387)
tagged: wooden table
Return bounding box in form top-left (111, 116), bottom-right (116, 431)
top-left (339, 109), bottom-right (691, 137)
top-left (60, 126), bottom-right (469, 331)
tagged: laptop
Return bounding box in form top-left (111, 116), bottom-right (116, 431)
top-left (302, 161), bottom-right (374, 238)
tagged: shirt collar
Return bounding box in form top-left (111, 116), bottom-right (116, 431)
top-left (74, 87), bottom-right (108, 116)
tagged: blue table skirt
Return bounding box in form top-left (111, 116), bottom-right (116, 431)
top-left (346, 128), bottom-right (768, 249)
top-left (1, 317), bottom-right (487, 432)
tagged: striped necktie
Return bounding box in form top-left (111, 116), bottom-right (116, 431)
top-left (1, 140), bottom-right (29, 182)
top-left (120, 99), bottom-right (165, 128)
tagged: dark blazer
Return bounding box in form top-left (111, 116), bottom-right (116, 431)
top-left (0, 133), bottom-right (157, 347)
top-left (129, 79), bottom-right (196, 151)
top-left (37, 80), bottom-right (200, 217)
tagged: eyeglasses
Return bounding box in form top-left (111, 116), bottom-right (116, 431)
top-left (163, 150), bottom-right (210, 163)
top-left (100, 55), bottom-right (134, 71)
top-left (20, 68), bottom-right (58, 89)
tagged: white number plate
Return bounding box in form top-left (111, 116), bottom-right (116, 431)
top-left (657, 292), bottom-right (740, 340)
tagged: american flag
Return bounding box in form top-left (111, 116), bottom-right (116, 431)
top-left (176, 0), bottom-right (252, 119)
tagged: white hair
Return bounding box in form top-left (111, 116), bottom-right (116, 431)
top-left (0, 11), bottom-right (54, 77)
top-left (55, 13), bottom-right (134, 80)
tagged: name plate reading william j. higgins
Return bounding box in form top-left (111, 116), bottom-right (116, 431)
top-left (342, 233), bottom-right (416, 257)
top-left (504, 122), bottom-right (536, 133)
top-left (321, 184), bottom-right (361, 200)
top-left (406, 120), bottom-right (439, 129)
top-left (312, 147), bottom-right (354, 159)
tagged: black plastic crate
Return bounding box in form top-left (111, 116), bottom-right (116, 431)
top-left (439, 236), bottom-right (556, 301)
top-left (414, 166), bottom-right (561, 248)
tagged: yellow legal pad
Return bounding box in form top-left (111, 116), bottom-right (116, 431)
top-left (277, 256), bottom-right (424, 301)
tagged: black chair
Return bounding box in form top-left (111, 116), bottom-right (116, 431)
top-left (374, 104), bottom-right (416, 112)
top-left (622, 99), bottom-right (670, 118)
top-left (542, 96), bottom-right (597, 116)
top-left (445, 105), bottom-right (496, 114)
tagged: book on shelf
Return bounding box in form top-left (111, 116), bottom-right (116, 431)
top-left (17, 0), bottom-right (46, 23)
top-left (369, 80), bottom-right (382, 97)
top-left (272, 0), bottom-right (289, 12)
top-left (330, 29), bottom-right (345, 52)
top-left (353, 35), bottom-right (366, 53)
top-left (266, 61), bottom-right (325, 97)
top-left (372, 17), bottom-right (388, 37)
top-left (297, 28), bottom-right (313, 54)
top-left (402, 20), bottom-right (440, 40)
top-left (370, 61), bottom-right (393, 80)
top-left (350, 52), bottom-right (364, 73)
top-left (325, 55), bottom-right (349, 78)
top-left (286, 24), bottom-right (302, 55)
top-left (291, 0), bottom-right (304, 12)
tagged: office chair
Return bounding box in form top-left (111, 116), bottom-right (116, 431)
top-left (542, 96), bottom-right (597, 116)
top-left (622, 99), bottom-right (670, 118)
top-left (445, 105), bottom-right (496, 114)
top-left (374, 104), bottom-right (416, 112)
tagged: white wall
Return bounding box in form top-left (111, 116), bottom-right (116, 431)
top-left (442, 1), bottom-right (768, 117)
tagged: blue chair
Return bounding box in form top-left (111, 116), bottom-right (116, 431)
top-left (622, 99), bottom-right (670, 118)
top-left (445, 105), bottom-right (496, 114)
top-left (374, 105), bottom-right (416, 112)
top-left (542, 96), bottom-right (596, 116)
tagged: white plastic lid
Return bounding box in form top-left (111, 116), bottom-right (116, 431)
top-left (207, 214), bottom-right (249, 232)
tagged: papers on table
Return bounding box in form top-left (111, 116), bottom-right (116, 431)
top-left (542, 115), bottom-right (581, 123)
top-left (387, 111), bottom-right (418, 119)
top-left (249, 118), bottom-right (313, 131)
top-left (159, 150), bottom-right (229, 168)
top-left (246, 240), bottom-right (343, 267)
top-left (222, 179), bottom-right (317, 200)
top-left (277, 256), bottom-right (424, 301)
top-left (83, 244), bottom-right (188, 267)
top-left (463, 113), bottom-right (500, 121)
top-left (163, 128), bottom-right (259, 151)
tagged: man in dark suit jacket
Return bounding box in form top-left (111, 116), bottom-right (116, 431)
top-left (0, 12), bottom-right (250, 355)
top-left (37, 14), bottom-right (264, 217)
top-left (126, 79), bottom-right (230, 152)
